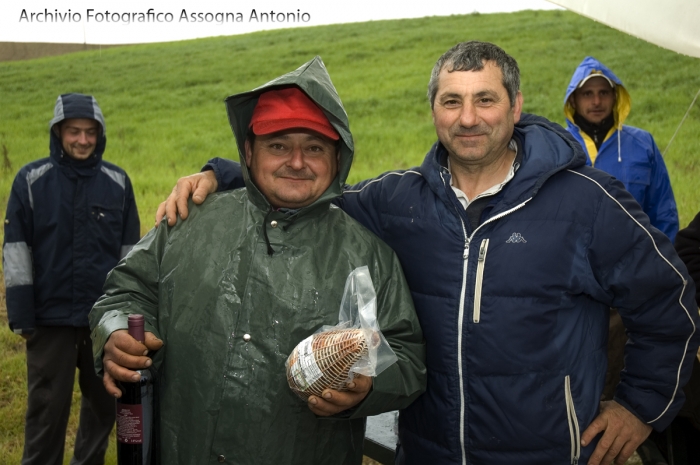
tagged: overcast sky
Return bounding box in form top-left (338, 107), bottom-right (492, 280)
top-left (1, 1), bottom-right (561, 45)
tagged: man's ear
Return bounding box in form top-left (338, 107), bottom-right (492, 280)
top-left (567, 94), bottom-right (576, 111)
top-left (512, 91), bottom-right (524, 124)
top-left (244, 139), bottom-right (253, 167)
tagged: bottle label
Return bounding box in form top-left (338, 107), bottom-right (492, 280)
top-left (117, 403), bottom-right (143, 444)
top-left (290, 335), bottom-right (323, 390)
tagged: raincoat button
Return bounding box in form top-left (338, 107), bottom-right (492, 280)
top-left (270, 220), bottom-right (278, 228)
top-left (217, 455), bottom-right (226, 462)
top-left (243, 334), bottom-right (251, 342)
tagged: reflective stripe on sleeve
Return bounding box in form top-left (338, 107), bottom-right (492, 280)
top-left (101, 166), bottom-right (125, 190)
top-left (26, 162), bottom-right (53, 210)
top-left (3, 242), bottom-right (33, 287)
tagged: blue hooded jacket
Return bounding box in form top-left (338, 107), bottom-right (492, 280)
top-left (206, 113), bottom-right (697, 464)
top-left (3, 93), bottom-right (141, 333)
top-left (564, 56), bottom-right (679, 241)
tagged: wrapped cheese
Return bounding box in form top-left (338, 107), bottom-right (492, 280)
top-left (286, 328), bottom-right (369, 400)
top-left (285, 267), bottom-right (398, 401)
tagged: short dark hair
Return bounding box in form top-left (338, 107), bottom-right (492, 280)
top-left (427, 41), bottom-right (520, 108)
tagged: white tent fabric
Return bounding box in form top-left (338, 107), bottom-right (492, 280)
top-left (547, 0), bottom-right (700, 58)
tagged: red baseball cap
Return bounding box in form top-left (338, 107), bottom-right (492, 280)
top-left (249, 87), bottom-right (340, 141)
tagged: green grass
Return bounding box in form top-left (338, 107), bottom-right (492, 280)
top-left (0, 10), bottom-right (698, 231)
top-left (0, 9), bottom-right (698, 463)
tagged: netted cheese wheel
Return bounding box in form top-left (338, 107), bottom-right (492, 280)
top-left (286, 328), bottom-right (369, 400)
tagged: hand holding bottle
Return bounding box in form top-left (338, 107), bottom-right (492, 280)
top-left (115, 315), bottom-right (159, 465)
top-left (103, 328), bottom-right (163, 398)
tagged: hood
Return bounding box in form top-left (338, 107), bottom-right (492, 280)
top-left (49, 93), bottom-right (107, 170)
top-left (224, 56), bottom-right (353, 212)
top-left (564, 56), bottom-right (631, 130)
top-left (510, 113), bottom-right (587, 204)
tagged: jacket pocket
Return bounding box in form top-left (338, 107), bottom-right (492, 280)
top-left (89, 203), bottom-right (123, 252)
top-left (473, 238), bottom-right (489, 323)
top-left (90, 203), bottom-right (122, 226)
top-left (565, 375), bottom-right (581, 465)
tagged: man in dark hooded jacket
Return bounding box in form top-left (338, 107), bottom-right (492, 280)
top-left (89, 58), bottom-right (426, 464)
top-left (3, 93), bottom-right (140, 465)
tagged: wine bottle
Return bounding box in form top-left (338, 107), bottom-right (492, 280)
top-left (116, 314), bottom-right (156, 464)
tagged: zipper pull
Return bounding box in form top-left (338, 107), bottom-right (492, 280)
top-left (478, 241), bottom-right (487, 262)
top-left (463, 239), bottom-right (469, 259)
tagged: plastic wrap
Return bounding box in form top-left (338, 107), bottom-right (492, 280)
top-left (285, 266), bottom-right (398, 400)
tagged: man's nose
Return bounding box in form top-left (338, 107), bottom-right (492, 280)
top-left (459, 103), bottom-right (478, 128)
top-left (288, 146), bottom-right (305, 169)
top-left (78, 132), bottom-right (90, 144)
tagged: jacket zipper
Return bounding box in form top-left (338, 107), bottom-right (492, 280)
top-left (458, 219), bottom-right (469, 465)
top-left (440, 168), bottom-right (471, 465)
top-left (565, 375), bottom-right (581, 465)
top-left (442, 168), bottom-right (535, 465)
top-left (472, 239), bottom-right (489, 323)
top-left (457, 199), bottom-right (531, 465)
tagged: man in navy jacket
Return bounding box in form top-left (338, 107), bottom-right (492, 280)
top-left (153, 43), bottom-right (697, 465)
top-left (3, 93), bottom-right (140, 465)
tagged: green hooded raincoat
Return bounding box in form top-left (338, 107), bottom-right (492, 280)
top-left (89, 57), bottom-right (426, 465)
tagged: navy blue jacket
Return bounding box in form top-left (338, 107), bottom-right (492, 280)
top-left (206, 114), bottom-right (698, 464)
top-left (3, 93), bottom-right (140, 333)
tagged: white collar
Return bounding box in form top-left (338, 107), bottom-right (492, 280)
top-left (449, 139), bottom-right (519, 209)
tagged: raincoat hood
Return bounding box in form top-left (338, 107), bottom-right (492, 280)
top-left (49, 93), bottom-right (107, 171)
top-left (225, 56), bottom-right (353, 212)
top-left (564, 56), bottom-right (631, 130)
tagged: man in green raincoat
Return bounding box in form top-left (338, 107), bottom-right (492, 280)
top-left (89, 57), bottom-right (426, 464)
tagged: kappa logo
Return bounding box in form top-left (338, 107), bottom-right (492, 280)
top-left (505, 233), bottom-right (527, 244)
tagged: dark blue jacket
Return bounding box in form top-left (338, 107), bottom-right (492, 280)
top-left (3, 93), bottom-right (140, 333)
top-left (206, 114), bottom-right (698, 464)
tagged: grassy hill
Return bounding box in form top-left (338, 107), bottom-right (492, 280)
top-left (0, 9), bottom-right (697, 463)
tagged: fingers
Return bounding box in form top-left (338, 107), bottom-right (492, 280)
top-left (103, 330), bottom-right (153, 383)
top-left (144, 332), bottom-right (164, 351)
top-left (614, 441), bottom-right (639, 465)
top-left (166, 184), bottom-right (184, 226)
top-left (581, 412), bottom-right (605, 448)
top-left (307, 393), bottom-right (345, 416)
top-left (307, 375), bottom-right (373, 416)
top-left (193, 170), bottom-right (218, 203)
top-left (103, 371), bottom-right (123, 398)
top-left (155, 201), bottom-right (167, 227)
top-left (583, 401), bottom-right (652, 465)
top-left (156, 171), bottom-right (219, 227)
top-left (590, 428), bottom-right (624, 465)
top-left (346, 374), bottom-right (372, 392)
top-left (104, 357), bottom-right (147, 384)
top-left (174, 186), bottom-right (191, 223)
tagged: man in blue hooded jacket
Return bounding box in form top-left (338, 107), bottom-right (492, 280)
top-left (154, 42), bottom-right (698, 465)
top-left (3, 93), bottom-right (141, 465)
top-left (566, 58), bottom-right (684, 465)
top-left (564, 56), bottom-right (679, 241)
